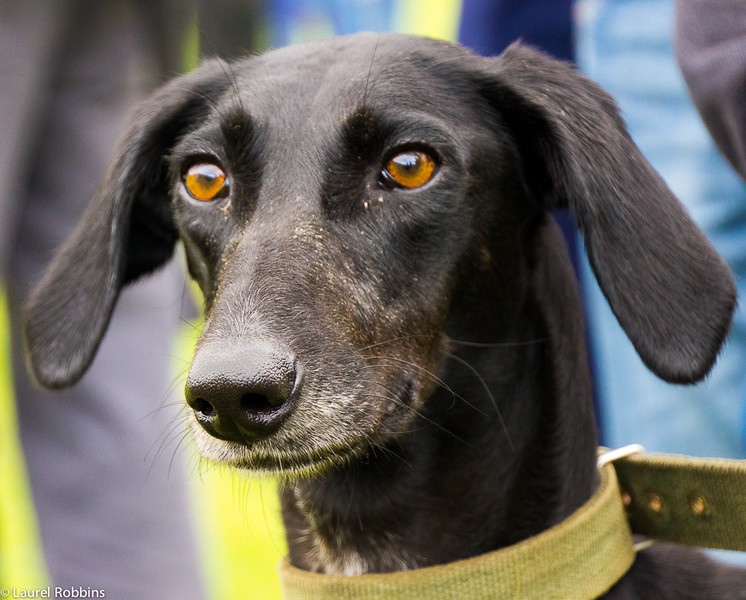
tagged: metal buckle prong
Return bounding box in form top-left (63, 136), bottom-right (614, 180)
top-left (597, 444), bottom-right (646, 469)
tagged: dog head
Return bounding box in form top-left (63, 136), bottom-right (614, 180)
top-left (24, 34), bottom-right (735, 476)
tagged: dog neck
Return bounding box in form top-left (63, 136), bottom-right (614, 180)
top-left (281, 288), bottom-right (597, 570)
top-left (280, 342), bottom-right (597, 574)
top-left (280, 219), bottom-right (598, 575)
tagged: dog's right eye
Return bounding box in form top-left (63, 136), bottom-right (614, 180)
top-left (183, 162), bottom-right (229, 201)
top-left (379, 150), bottom-right (437, 190)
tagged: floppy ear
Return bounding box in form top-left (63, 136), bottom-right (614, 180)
top-left (476, 44), bottom-right (735, 383)
top-left (24, 61), bottom-right (230, 389)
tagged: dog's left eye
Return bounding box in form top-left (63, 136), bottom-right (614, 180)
top-left (380, 150), bottom-right (437, 189)
top-left (183, 162), bottom-right (229, 201)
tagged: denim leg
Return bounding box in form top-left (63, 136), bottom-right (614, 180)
top-left (575, 0), bottom-right (746, 459)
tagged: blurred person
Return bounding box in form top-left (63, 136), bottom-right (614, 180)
top-left (197, 0), bottom-right (268, 59)
top-left (457, 0), bottom-right (587, 272)
top-left (575, 0), bottom-right (746, 457)
top-left (675, 0), bottom-right (746, 464)
top-left (676, 0), bottom-right (746, 182)
top-left (0, 1), bottom-right (206, 595)
top-left (458, 0), bottom-right (573, 60)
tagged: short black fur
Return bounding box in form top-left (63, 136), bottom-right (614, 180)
top-left (23, 34), bottom-right (744, 597)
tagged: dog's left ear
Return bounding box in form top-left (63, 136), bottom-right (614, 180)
top-left (23, 61), bottom-right (230, 389)
top-left (474, 44), bottom-right (735, 383)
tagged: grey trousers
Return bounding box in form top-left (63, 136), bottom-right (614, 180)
top-left (2, 1), bottom-right (205, 596)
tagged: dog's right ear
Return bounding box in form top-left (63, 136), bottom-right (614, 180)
top-left (471, 44), bottom-right (736, 384)
top-left (23, 61), bottom-right (230, 389)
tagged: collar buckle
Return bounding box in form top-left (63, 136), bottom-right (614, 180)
top-left (597, 444), bottom-right (646, 469)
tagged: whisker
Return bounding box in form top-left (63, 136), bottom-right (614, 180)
top-left (361, 34), bottom-right (381, 109)
top-left (345, 405), bottom-right (414, 467)
top-left (162, 367), bottom-right (191, 403)
top-left (147, 409), bottom-right (189, 465)
top-left (178, 315), bottom-right (203, 333)
top-left (168, 428), bottom-right (195, 479)
top-left (446, 352), bottom-right (515, 451)
top-left (362, 384), bottom-right (471, 447)
top-left (257, 481), bottom-right (287, 557)
top-left (361, 356), bottom-right (487, 417)
top-left (448, 337), bottom-right (549, 348)
top-left (140, 395), bottom-right (186, 422)
top-left (358, 334), bottom-right (425, 352)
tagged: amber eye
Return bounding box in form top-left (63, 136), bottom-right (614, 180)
top-left (380, 150), bottom-right (437, 189)
top-left (183, 162), bottom-right (228, 201)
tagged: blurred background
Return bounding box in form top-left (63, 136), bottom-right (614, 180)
top-left (1, 0), bottom-right (744, 597)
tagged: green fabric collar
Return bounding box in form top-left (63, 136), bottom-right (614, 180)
top-left (612, 447), bottom-right (746, 552)
top-left (279, 462), bottom-right (636, 600)
top-left (278, 447), bottom-right (746, 599)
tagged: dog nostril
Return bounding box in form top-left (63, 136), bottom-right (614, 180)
top-left (241, 392), bottom-right (281, 413)
top-left (192, 397), bottom-right (216, 418)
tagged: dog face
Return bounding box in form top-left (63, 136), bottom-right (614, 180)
top-left (23, 34), bottom-right (735, 477)
top-left (167, 37), bottom-right (531, 474)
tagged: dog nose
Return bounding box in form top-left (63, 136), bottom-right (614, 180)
top-left (185, 344), bottom-right (299, 443)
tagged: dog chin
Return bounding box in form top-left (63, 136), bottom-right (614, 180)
top-left (189, 421), bottom-right (370, 480)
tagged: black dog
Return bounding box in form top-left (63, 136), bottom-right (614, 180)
top-left (24, 34), bottom-right (746, 596)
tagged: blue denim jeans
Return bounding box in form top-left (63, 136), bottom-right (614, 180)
top-left (576, 0), bottom-right (746, 459)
